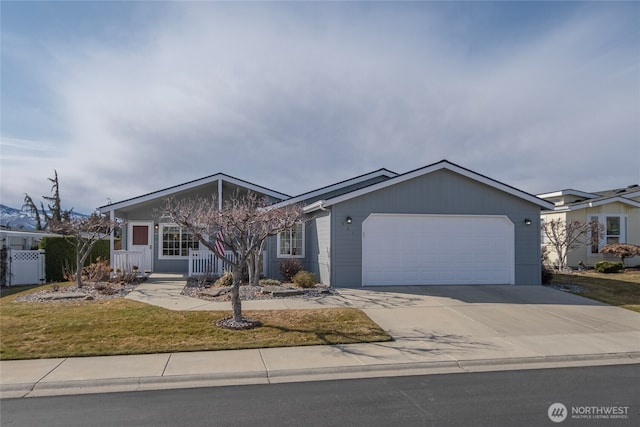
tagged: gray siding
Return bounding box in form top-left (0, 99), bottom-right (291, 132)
top-left (330, 169), bottom-right (542, 287)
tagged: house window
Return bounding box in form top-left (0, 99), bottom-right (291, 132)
top-left (605, 216), bottom-right (621, 245)
top-left (590, 215), bottom-right (625, 253)
top-left (278, 223), bottom-right (304, 258)
top-left (160, 224), bottom-right (199, 258)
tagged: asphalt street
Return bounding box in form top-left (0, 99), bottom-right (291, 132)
top-left (2, 365), bottom-right (637, 427)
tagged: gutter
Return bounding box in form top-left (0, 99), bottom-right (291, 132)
top-left (303, 200), bottom-right (327, 214)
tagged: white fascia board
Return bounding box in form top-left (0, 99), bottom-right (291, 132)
top-left (0, 230), bottom-right (62, 238)
top-left (98, 173), bottom-right (290, 214)
top-left (319, 161), bottom-right (555, 210)
top-left (556, 196), bottom-right (640, 211)
top-left (536, 189), bottom-right (599, 200)
top-left (272, 169), bottom-right (398, 209)
top-left (622, 190), bottom-right (640, 200)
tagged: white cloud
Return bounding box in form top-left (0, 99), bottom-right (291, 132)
top-left (1, 2), bottom-right (638, 212)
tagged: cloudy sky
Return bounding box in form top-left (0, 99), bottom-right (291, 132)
top-left (1, 1), bottom-right (639, 214)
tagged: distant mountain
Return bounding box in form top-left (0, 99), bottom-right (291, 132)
top-left (0, 204), bottom-right (88, 231)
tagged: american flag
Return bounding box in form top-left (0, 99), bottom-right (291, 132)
top-left (214, 229), bottom-right (226, 258)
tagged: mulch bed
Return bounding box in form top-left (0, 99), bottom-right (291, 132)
top-left (182, 277), bottom-right (337, 302)
top-left (13, 280), bottom-right (143, 303)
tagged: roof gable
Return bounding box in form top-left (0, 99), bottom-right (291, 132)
top-left (304, 160), bottom-right (554, 212)
top-left (536, 189), bottom-right (599, 200)
top-left (271, 168), bottom-right (397, 208)
top-left (554, 196), bottom-right (640, 211)
top-left (98, 173), bottom-right (290, 213)
top-left (538, 185), bottom-right (640, 212)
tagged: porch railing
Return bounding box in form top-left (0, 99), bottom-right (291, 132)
top-left (113, 250), bottom-right (143, 274)
top-left (188, 249), bottom-right (267, 277)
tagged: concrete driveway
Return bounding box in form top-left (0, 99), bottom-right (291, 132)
top-left (338, 285), bottom-right (640, 364)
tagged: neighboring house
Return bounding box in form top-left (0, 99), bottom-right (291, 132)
top-left (98, 160), bottom-right (553, 287)
top-left (537, 185), bottom-right (640, 268)
top-left (0, 229), bottom-right (60, 250)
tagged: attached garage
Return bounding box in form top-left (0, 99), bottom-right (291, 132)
top-left (362, 214), bottom-right (515, 286)
top-left (302, 160), bottom-right (555, 287)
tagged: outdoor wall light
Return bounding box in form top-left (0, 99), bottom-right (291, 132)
top-left (524, 218), bottom-right (532, 225)
top-left (346, 216), bottom-right (353, 225)
top-left (154, 224), bottom-right (159, 230)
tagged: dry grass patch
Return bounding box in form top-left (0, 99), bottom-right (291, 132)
top-left (549, 271), bottom-right (640, 313)
top-left (0, 286), bottom-right (391, 360)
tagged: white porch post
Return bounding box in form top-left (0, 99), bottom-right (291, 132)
top-left (218, 179), bottom-right (223, 210)
top-left (109, 209), bottom-right (115, 271)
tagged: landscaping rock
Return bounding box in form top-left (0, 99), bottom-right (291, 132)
top-left (182, 282), bottom-right (338, 302)
top-left (270, 289), bottom-right (307, 297)
top-left (198, 287), bottom-right (230, 297)
top-left (38, 293), bottom-right (89, 301)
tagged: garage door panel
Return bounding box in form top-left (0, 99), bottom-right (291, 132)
top-left (362, 214), bottom-right (514, 286)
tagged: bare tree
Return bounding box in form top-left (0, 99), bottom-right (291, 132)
top-left (49, 214), bottom-right (120, 288)
top-left (22, 194), bottom-right (45, 230)
top-left (163, 192), bottom-right (304, 327)
top-left (542, 219), bottom-right (602, 271)
top-left (600, 243), bottom-right (640, 267)
top-left (23, 170), bottom-right (73, 230)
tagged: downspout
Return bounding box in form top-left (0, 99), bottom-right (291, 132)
top-left (218, 179), bottom-right (223, 210)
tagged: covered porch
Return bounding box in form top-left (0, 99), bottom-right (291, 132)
top-left (113, 249), bottom-right (267, 277)
top-left (97, 173), bottom-right (289, 276)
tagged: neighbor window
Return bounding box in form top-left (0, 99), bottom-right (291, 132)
top-left (590, 215), bottom-right (625, 253)
top-left (160, 224), bottom-right (199, 258)
top-left (278, 223), bottom-right (304, 258)
top-left (605, 216), bottom-right (621, 245)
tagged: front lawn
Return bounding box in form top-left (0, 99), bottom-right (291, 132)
top-left (0, 285), bottom-right (392, 360)
top-left (548, 271), bottom-right (640, 313)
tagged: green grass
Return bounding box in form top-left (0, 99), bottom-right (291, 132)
top-left (0, 284), bottom-right (392, 360)
top-left (549, 271), bottom-right (640, 313)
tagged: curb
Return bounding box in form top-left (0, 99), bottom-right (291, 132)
top-left (3, 352), bottom-right (639, 399)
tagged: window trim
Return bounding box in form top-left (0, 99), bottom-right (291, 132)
top-left (277, 223), bottom-right (305, 258)
top-left (590, 214), bottom-right (626, 253)
top-left (158, 223), bottom-right (200, 259)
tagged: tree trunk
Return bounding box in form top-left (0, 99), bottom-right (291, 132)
top-left (246, 255), bottom-right (255, 288)
top-left (245, 250), bottom-right (262, 287)
top-left (252, 252), bottom-right (261, 287)
top-left (75, 250), bottom-right (83, 288)
top-left (231, 268), bottom-right (243, 322)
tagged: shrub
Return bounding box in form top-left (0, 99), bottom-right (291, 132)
top-left (83, 258), bottom-right (111, 284)
top-left (279, 259), bottom-right (303, 282)
top-left (40, 237), bottom-right (110, 282)
top-left (259, 278), bottom-right (281, 286)
top-left (541, 267), bottom-right (553, 284)
top-left (214, 271), bottom-right (234, 287)
top-left (112, 270), bottom-right (140, 285)
top-left (600, 243), bottom-right (640, 266)
top-left (292, 270), bottom-right (318, 288)
top-left (594, 261), bottom-right (624, 274)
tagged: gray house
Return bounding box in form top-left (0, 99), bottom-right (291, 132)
top-left (98, 160), bottom-right (553, 287)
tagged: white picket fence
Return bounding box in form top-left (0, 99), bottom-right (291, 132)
top-left (188, 249), bottom-right (267, 277)
top-left (3, 249), bottom-right (46, 286)
top-left (113, 250), bottom-right (143, 274)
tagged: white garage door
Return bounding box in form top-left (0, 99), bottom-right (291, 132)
top-left (362, 214), bottom-right (514, 286)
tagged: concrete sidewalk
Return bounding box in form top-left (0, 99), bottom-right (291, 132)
top-left (2, 276), bottom-right (639, 398)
